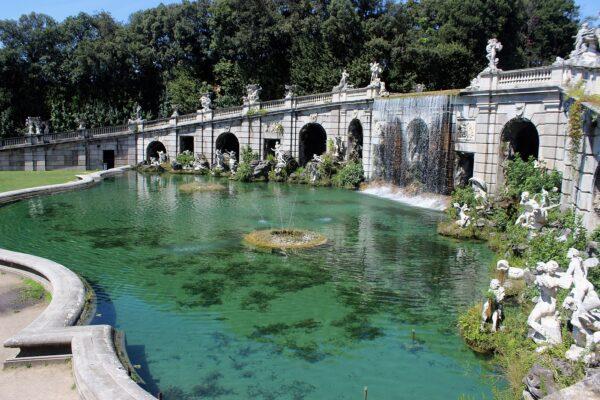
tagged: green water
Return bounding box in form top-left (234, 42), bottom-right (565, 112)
top-left (0, 173), bottom-right (500, 399)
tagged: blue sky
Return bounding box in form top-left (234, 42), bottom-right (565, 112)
top-left (0, 0), bottom-right (597, 22)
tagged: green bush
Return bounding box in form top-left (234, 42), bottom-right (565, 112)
top-left (504, 156), bottom-right (562, 199)
top-left (235, 162), bottom-right (253, 182)
top-left (176, 151), bottom-right (195, 167)
top-left (241, 146), bottom-right (258, 164)
top-left (332, 161), bottom-right (364, 189)
top-left (317, 153), bottom-right (337, 179)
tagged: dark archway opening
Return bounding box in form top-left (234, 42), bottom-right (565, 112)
top-left (180, 136), bottom-right (194, 153)
top-left (299, 123), bottom-right (327, 166)
top-left (215, 132), bottom-right (240, 160)
top-left (501, 118), bottom-right (539, 161)
top-left (146, 141), bottom-right (166, 162)
top-left (347, 119), bottom-right (363, 160)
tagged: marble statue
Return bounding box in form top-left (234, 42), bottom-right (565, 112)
top-left (515, 191), bottom-right (558, 230)
top-left (528, 261), bottom-right (573, 346)
top-left (453, 203), bottom-right (471, 228)
top-left (333, 69), bottom-right (351, 91)
top-left (149, 157), bottom-right (160, 167)
top-left (370, 61), bottom-right (382, 85)
top-left (193, 154), bottom-right (210, 171)
top-left (157, 151), bottom-right (168, 164)
top-left (496, 259), bottom-right (525, 283)
top-left (485, 38), bottom-right (503, 71)
top-left (379, 81), bottom-right (389, 96)
top-left (284, 85), bottom-right (296, 99)
top-left (200, 93), bottom-right (212, 110)
top-left (561, 248), bottom-right (600, 363)
top-left (214, 149), bottom-right (226, 171)
top-left (228, 151), bottom-right (238, 173)
top-left (243, 84), bottom-right (262, 105)
top-left (25, 117), bottom-right (41, 135)
top-left (556, 23), bottom-right (600, 67)
top-left (468, 177), bottom-right (488, 201)
top-left (135, 105), bottom-right (142, 121)
top-left (481, 279), bottom-right (505, 332)
top-left (77, 118), bottom-right (86, 130)
top-left (307, 154), bottom-right (323, 183)
top-left (333, 137), bottom-right (346, 161)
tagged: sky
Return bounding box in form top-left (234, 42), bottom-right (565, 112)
top-left (0, 0), bottom-right (598, 22)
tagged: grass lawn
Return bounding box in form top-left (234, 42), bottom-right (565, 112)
top-left (0, 170), bottom-right (97, 193)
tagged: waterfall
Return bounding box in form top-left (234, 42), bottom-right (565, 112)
top-left (371, 94), bottom-right (455, 194)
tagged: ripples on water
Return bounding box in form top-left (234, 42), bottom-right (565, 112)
top-left (0, 173), bottom-right (499, 399)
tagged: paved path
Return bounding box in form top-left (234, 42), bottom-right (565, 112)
top-left (0, 271), bottom-right (78, 400)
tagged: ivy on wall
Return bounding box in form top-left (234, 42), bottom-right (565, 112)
top-left (567, 100), bottom-right (583, 166)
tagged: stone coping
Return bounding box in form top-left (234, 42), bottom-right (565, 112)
top-left (0, 166), bottom-right (156, 399)
top-left (0, 166), bottom-right (131, 205)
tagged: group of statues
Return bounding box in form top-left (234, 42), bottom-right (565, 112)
top-left (25, 116), bottom-right (50, 135)
top-left (515, 189), bottom-right (558, 230)
top-left (213, 149), bottom-right (238, 173)
top-left (479, 249), bottom-right (600, 365)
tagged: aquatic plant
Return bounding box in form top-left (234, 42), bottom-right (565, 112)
top-left (179, 182), bottom-right (226, 193)
top-left (243, 229), bottom-right (327, 250)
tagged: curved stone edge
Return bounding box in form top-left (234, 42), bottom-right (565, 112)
top-left (0, 166), bottom-right (132, 205)
top-left (0, 250), bottom-right (157, 400)
top-left (542, 372), bottom-right (600, 400)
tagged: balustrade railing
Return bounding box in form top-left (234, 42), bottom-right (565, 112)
top-left (295, 92), bottom-right (332, 106)
top-left (261, 99), bottom-right (286, 110)
top-left (0, 136), bottom-right (29, 147)
top-left (143, 117), bottom-right (170, 130)
top-left (214, 106), bottom-right (243, 118)
top-left (497, 67), bottom-right (553, 87)
top-left (177, 113), bottom-right (197, 124)
top-left (89, 125), bottom-right (128, 137)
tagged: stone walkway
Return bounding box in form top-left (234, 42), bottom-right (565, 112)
top-left (0, 271), bottom-right (78, 400)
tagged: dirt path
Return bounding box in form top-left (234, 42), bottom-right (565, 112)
top-left (0, 271), bottom-right (79, 400)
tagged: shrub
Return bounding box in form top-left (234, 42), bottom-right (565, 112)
top-left (235, 162), bottom-right (253, 182)
top-left (504, 156), bottom-right (562, 199)
top-left (332, 161), bottom-right (364, 189)
top-left (457, 304), bottom-right (496, 354)
top-left (241, 146), bottom-right (258, 164)
top-left (176, 150), bottom-right (195, 167)
top-left (317, 153), bottom-right (336, 179)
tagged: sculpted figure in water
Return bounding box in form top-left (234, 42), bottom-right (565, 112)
top-left (481, 279), bottom-right (505, 332)
top-left (561, 248), bottom-right (600, 363)
top-left (527, 261), bottom-right (572, 346)
top-left (453, 203), bottom-right (471, 228)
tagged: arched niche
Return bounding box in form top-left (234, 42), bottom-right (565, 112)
top-left (215, 132), bottom-right (240, 160)
top-left (500, 118), bottom-right (539, 161)
top-left (146, 141), bottom-right (167, 162)
top-left (347, 119), bottom-right (363, 160)
top-left (299, 123), bottom-right (327, 166)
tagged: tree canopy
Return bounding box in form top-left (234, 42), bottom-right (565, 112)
top-left (0, 0), bottom-right (580, 137)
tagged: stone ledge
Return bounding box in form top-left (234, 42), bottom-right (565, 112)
top-left (0, 250), bottom-right (156, 400)
top-left (0, 165), bottom-right (131, 205)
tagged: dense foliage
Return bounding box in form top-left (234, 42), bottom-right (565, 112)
top-left (0, 0), bottom-right (580, 137)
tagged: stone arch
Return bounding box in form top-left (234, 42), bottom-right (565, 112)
top-left (347, 119), bottom-right (363, 160)
top-left (146, 141), bottom-right (166, 162)
top-left (299, 123), bottom-right (327, 166)
top-left (500, 118), bottom-right (539, 161)
top-left (215, 132), bottom-right (240, 161)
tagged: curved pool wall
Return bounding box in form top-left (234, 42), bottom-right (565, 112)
top-left (0, 172), bottom-right (501, 399)
top-left (0, 166), bottom-right (157, 400)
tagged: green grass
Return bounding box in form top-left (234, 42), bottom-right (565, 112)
top-left (0, 170), bottom-right (97, 193)
top-left (21, 278), bottom-right (51, 302)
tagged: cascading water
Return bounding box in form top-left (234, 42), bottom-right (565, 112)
top-left (371, 94), bottom-right (455, 195)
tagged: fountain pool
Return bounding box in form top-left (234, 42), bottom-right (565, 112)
top-left (0, 172), bottom-right (501, 399)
